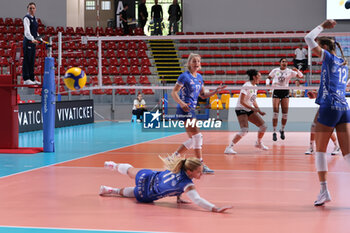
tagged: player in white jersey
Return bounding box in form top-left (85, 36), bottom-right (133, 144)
top-left (267, 58), bottom-right (303, 141)
top-left (225, 69), bottom-right (268, 154)
top-left (305, 19), bottom-right (350, 206)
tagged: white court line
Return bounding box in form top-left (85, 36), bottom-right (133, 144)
top-left (0, 225), bottom-right (179, 233)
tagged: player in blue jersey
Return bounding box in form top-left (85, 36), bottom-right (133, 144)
top-left (170, 53), bottom-right (226, 174)
top-left (305, 19), bottom-right (350, 206)
top-left (99, 158), bottom-right (232, 213)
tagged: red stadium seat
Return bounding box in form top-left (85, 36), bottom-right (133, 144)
top-left (76, 27), bottom-right (85, 35)
top-left (139, 75), bottom-right (151, 85)
top-left (117, 41), bottom-right (127, 50)
top-left (140, 65), bottom-right (151, 75)
top-left (130, 65), bottom-right (140, 75)
top-left (95, 27), bottom-right (104, 35)
top-left (109, 57), bottom-right (119, 66)
top-left (109, 66), bottom-right (119, 75)
top-left (126, 75), bottom-right (137, 85)
top-left (130, 58), bottom-right (140, 66)
top-left (127, 49), bottom-right (137, 58)
top-left (104, 49), bottom-right (116, 57)
top-left (137, 49), bottom-right (147, 58)
top-left (85, 27), bottom-right (94, 36)
top-left (119, 65), bottom-right (129, 75)
top-left (119, 57), bottom-right (129, 66)
top-left (117, 49), bottom-right (126, 58)
top-left (105, 27), bottom-right (115, 36)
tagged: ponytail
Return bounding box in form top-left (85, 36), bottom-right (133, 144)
top-left (335, 41), bottom-right (348, 66)
top-left (159, 155), bottom-right (202, 174)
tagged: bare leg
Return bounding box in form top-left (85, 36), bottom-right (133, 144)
top-left (272, 98), bottom-right (280, 132)
top-left (232, 114), bottom-right (249, 144)
top-left (248, 113), bottom-right (265, 140)
top-left (335, 123), bottom-right (350, 156)
top-left (280, 98), bottom-right (289, 131)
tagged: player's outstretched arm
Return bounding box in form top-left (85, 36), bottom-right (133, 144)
top-left (304, 20), bottom-right (336, 58)
top-left (185, 186), bottom-right (232, 213)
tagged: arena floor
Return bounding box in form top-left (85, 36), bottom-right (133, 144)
top-left (0, 122), bottom-right (349, 233)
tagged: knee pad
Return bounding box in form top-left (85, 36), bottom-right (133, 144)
top-left (258, 124), bottom-right (267, 133)
top-left (273, 112), bottom-right (279, 119)
top-left (183, 138), bottom-right (194, 149)
top-left (311, 123), bottom-right (316, 133)
top-left (192, 133), bottom-right (203, 149)
top-left (282, 113), bottom-right (288, 120)
top-left (315, 152), bottom-right (328, 172)
top-left (118, 164), bottom-right (133, 175)
top-left (237, 127), bottom-right (249, 137)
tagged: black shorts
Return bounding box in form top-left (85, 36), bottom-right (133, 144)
top-left (235, 109), bottom-right (254, 117)
top-left (273, 90), bottom-right (290, 99)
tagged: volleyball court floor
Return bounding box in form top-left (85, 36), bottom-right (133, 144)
top-left (0, 121), bottom-right (350, 233)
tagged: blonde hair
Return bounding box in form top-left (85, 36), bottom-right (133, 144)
top-left (159, 155), bottom-right (202, 174)
top-left (186, 53), bottom-right (201, 71)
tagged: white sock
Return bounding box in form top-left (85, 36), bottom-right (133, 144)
top-left (257, 138), bottom-right (262, 143)
top-left (281, 125), bottom-right (285, 131)
top-left (273, 127), bottom-right (277, 133)
top-left (122, 187), bottom-right (135, 197)
top-left (320, 181), bottom-right (328, 192)
top-left (229, 141), bottom-right (235, 147)
top-left (344, 153), bottom-right (350, 166)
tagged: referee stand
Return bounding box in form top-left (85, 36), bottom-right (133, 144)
top-left (0, 42), bottom-right (55, 153)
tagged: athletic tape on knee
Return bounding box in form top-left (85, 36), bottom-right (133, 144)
top-left (122, 187), bottom-right (135, 197)
top-left (315, 152), bottom-right (328, 172)
top-left (118, 164), bottom-right (133, 175)
top-left (183, 138), bottom-right (194, 149)
top-left (258, 124), bottom-right (267, 133)
top-left (238, 127), bottom-right (249, 137)
top-left (311, 123), bottom-right (316, 133)
top-left (273, 112), bottom-right (279, 119)
top-left (192, 133), bottom-right (203, 149)
top-left (282, 113), bottom-right (288, 120)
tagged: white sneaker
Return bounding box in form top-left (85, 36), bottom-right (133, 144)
top-left (224, 146), bottom-right (237, 154)
top-left (314, 189), bottom-right (331, 206)
top-left (255, 141), bottom-right (268, 150)
top-left (34, 80), bottom-right (41, 85)
top-left (23, 80), bottom-right (36, 85)
top-left (136, 119), bottom-right (141, 123)
top-left (99, 185), bottom-right (119, 196)
top-left (331, 146), bottom-right (341, 155)
top-left (305, 148), bottom-right (314, 155)
top-left (104, 161), bottom-right (117, 170)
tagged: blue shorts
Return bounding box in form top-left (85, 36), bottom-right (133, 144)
top-left (175, 108), bottom-right (196, 121)
top-left (134, 169), bottom-right (156, 203)
top-left (317, 107), bottom-right (350, 127)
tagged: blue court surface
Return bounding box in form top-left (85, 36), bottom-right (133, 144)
top-left (0, 121), bottom-right (177, 177)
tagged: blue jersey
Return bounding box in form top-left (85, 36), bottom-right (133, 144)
top-left (134, 169), bottom-right (193, 203)
top-left (176, 71), bottom-right (204, 110)
top-left (316, 49), bottom-right (349, 110)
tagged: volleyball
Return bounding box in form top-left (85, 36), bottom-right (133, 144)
top-left (64, 67), bottom-right (87, 91)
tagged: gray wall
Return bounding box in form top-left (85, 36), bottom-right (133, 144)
top-left (0, 0), bottom-right (347, 32)
top-left (183, 0), bottom-right (349, 32)
top-left (0, 0), bottom-right (66, 27)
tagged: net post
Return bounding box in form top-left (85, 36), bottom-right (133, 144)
top-left (57, 32), bottom-right (62, 101)
top-left (42, 57), bottom-right (56, 152)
